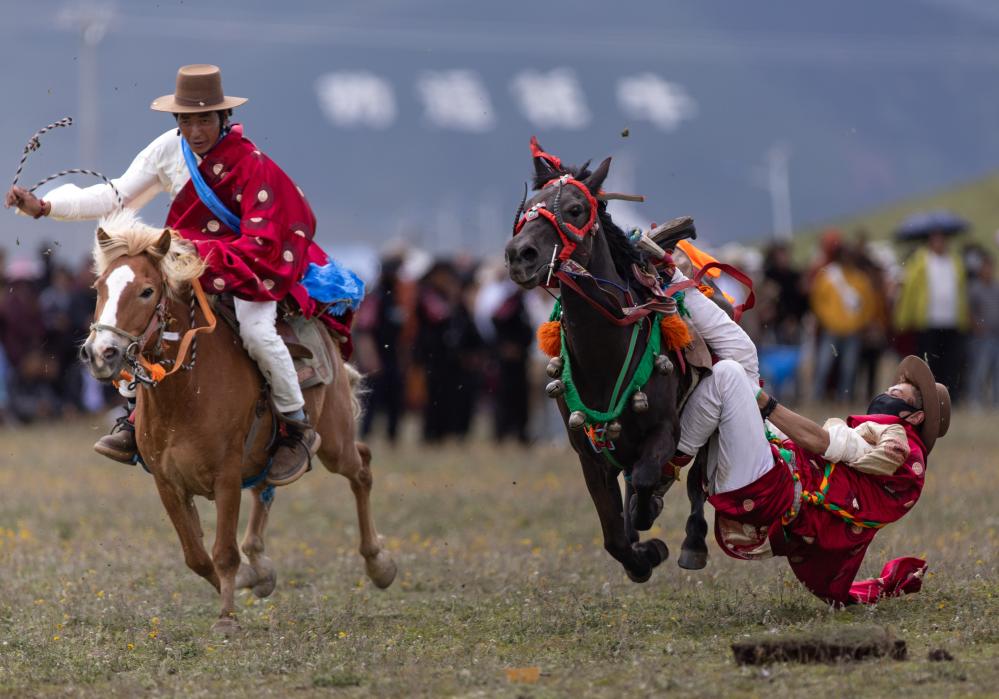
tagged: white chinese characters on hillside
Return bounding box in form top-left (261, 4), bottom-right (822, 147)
top-left (314, 70), bottom-right (697, 132)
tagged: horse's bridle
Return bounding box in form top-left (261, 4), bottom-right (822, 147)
top-left (90, 282), bottom-right (169, 385)
top-left (512, 174), bottom-right (600, 263)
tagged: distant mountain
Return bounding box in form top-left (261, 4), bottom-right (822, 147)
top-left (793, 169), bottom-right (999, 259)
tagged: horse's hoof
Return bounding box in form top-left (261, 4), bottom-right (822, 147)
top-left (678, 547), bottom-right (708, 570)
top-left (235, 562), bottom-right (257, 589)
top-left (365, 551), bottom-right (397, 589)
top-left (626, 566), bottom-right (653, 584)
top-left (646, 538), bottom-right (670, 567)
top-left (211, 616), bottom-right (241, 637)
top-left (252, 569), bottom-right (277, 598)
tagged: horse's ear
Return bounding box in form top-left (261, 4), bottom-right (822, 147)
top-left (583, 157), bottom-right (612, 194)
top-left (531, 136), bottom-right (562, 180)
top-left (96, 227), bottom-right (110, 245)
top-left (154, 230), bottom-right (172, 256)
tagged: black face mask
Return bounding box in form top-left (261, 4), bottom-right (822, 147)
top-left (867, 393), bottom-right (919, 418)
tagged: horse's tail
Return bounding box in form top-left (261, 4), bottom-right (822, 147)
top-left (344, 362), bottom-right (366, 422)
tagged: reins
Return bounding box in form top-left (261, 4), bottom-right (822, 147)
top-left (114, 278), bottom-right (217, 387)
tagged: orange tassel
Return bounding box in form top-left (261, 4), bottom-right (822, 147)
top-left (697, 284), bottom-right (714, 299)
top-left (660, 313), bottom-right (692, 351)
top-left (537, 321), bottom-right (562, 357)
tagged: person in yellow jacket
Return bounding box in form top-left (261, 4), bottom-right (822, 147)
top-left (809, 233), bottom-right (877, 402)
top-left (893, 231), bottom-right (969, 399)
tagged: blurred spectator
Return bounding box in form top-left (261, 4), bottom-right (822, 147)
top-left (853, 233), bottom-right (892, 399)
top-left (761, 242), bottom-right (807, 345)
top-left (414, 260), bottom-right (483, 443)
top-left (894, 229), bottom-right (969, 400)
top-left (966, 251), bottom-right (999, 408)
top-left (809, 230), bottom-right (876, 402)
top-left (356, 253), bottom-right (412, 445)
top-left (489, 282), bottom-right (533, 444)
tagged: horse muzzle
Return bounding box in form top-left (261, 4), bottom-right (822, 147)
top-left (80, 335), bottom-right (127, 381)
top-left (505, 237), bottom-right (545, 288)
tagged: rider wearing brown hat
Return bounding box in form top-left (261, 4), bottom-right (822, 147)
top-left (4, 65), bottom-right (331, 487)
top-left (660, 265), bottom-right (950, 606)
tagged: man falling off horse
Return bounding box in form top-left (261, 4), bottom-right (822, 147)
top-left (665, 264), bottom-right (949, 605)
top-left (5, 64), bottom-right (329, 487)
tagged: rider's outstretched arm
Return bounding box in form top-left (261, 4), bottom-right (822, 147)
top-left (9, 130), bottom-right (171, 221)
top-left (670, 267), bottom-right (760, 385)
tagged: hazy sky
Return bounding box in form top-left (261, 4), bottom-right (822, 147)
top-left (3, 0), bottom-right (999, 266)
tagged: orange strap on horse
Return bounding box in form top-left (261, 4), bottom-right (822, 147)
top-left (156, 277), bottom-right (217, 379)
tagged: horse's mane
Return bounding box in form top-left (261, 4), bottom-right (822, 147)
top-left (532, 162), bottom-right (646, 281)
top-left (93, 210), bottom-right (204, 298)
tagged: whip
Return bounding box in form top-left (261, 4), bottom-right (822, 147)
top-left (11, 116), bottom-right (124, 210)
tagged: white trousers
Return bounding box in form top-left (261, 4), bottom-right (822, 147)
top-left (671, 269), bottom-right (771, 495)
top-left (234, 298), bottom-right (304, 413)
top-left (677, 359), bottom-right (775, 495)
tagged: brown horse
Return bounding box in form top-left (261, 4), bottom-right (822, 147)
top-left (80, 211), bottom-right (396, 635)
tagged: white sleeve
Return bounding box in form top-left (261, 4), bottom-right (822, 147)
top-left (42, 133), bottom-right (168, 221)
top-left (821, 417), bottom-right (873, 464)
top-left (671, 268), bottom-right (760, 384)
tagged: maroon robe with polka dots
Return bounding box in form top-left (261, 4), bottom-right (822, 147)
top-left (708, 414), bottom-right (929, 606)
top-left (166, 124), bottom-right (329, 317)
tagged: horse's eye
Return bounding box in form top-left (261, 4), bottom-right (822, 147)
top-left (570, 204), bottom-right (584, 217)
top-left (140, 287), bottom-right (155, 299)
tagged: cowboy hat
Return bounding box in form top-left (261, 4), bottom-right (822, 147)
top-left (896, 355), bottom-right (950, 454)
top-left (150, 64), bottom-right (247, 113)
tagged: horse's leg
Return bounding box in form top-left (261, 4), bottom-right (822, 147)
top-left (152, 477), bottom-right (219, 591)
top-left (579, 455), bottom-right (668, 583)
top-left (317, 439), bottom-right (397, 588)
top-left (235, 487), bottom-right (277, 598)
top-left (210, 474), bottom-right (243, 635)
top-left (628, 425), bottom-right (676, 531)
top-left (678, 449), bottom-right (709, 570)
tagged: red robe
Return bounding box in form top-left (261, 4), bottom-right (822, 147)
top-left (166, 125), bottom-right (354, 355)
top-left (709, 414), bottom-right (928, 606)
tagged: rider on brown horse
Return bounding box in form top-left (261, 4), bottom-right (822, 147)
top-left (5, 65), bottom-right (332, 487)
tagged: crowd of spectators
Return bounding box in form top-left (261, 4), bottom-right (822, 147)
top-left (756, 222), bottom-right (999, 409)
top-left (4, 215), bottom-right (999, 441)
top-left (0, 244), bottom-right (111, 425)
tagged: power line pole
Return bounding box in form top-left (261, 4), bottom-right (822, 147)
top-left (767, 142), bottom-right (793, 241)
top-left (58, 2), bottom-right (115, 169)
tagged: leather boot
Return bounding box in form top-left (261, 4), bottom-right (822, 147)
top-left (94, 413), bottom-right (138, 464)
top-left (266, 413), bottom-right (321, 487)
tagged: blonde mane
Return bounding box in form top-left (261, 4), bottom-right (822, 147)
top-left (92, 210), bottom-right (205, 297)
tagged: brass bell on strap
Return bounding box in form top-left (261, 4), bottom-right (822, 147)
top-left (545, 379), bottom-right (565, 398)
top-left (655, 354), bottom-right (674, 375)
top-left (632, 391), bottom-right (649, 413)
top-left (606, 421), bottom-right (622, 440)
top-left (568, 411), bottom-right (586, 430)
top-left (546, 356), bottom-right (564, 378)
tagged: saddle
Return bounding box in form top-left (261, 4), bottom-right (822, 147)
top-left (212, 296), bottom-right (335, 390)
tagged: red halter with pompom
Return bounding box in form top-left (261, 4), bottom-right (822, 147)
top-left (513, 138), bottom-right (600, 262)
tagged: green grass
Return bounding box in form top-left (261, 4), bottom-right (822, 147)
top-left (0, 411), bottom-right (997, 697)
top-left (792, 170), bottom-right (999, 261)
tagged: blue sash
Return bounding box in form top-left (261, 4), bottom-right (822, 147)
top-left (181, 138), bottom-right (242, 234)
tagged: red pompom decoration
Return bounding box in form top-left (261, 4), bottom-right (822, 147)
top-left (537, 321), bottom-right (562, 357)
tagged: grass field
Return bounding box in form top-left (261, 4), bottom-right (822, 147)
top-left (1, 411), bottom-right (997, 697)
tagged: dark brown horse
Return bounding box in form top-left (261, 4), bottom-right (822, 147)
top-left (504, 141), bottom-right (708, 582)
top-left (80, 211), bottom-right (396, 634)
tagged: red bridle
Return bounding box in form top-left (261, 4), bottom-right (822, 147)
top-left (513, 174), bottom-right (600, 262)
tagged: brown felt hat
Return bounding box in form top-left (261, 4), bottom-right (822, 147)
top-left (150, 64), bottom-right (247, 113)
top-left (895, 355), bottom-right (950, 454)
